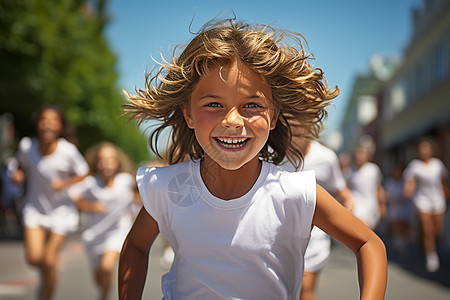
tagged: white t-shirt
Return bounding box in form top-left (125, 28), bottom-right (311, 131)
top-left (347, 162), bottom-right (383, 229)
top-left (281, 141), bottom-right (347, 192)
top-left (71, 173), bottom-right (135, 265)
top-left (137, 160), bottom-right (316, 300)
top-left (17, 137), bottom-right (88, 214)
top-left (404, 158), bottom-right (448, 213)
top-left (281, 141), bottom-right (347, 271)
top-left (73, 173), bottom-right (135, 244)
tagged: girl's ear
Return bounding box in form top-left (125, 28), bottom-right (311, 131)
top-left (182, 105), bottom-right (195, 129)
top-left (270, 110), bottom-right (279, 130)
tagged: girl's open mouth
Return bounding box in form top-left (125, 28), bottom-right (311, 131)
top-left (214, 137), bottom-right (250, 149)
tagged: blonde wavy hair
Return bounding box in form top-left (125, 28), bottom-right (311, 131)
top-left (123, 19), bottom-right (338, 169)
top-left (85, 141), bottom-right (134, 175)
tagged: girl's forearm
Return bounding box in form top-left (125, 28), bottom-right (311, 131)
top-left (65, 174), bottom-right (89, 187)
top-left (52, 174), bottom-right (89, 191)
top-left (356, 235), bottom-right (387, 300)
top-left (118, 237), bottom-right (149, 300)
top-left (75, 198), bottom-right (105, 213)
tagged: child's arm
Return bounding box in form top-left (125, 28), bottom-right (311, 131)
top-left (10, 168), bottom-right (25, 185)
top-left (313, 184), bottom-right (387, 300)
top-left (442, 177), bottom-right (449, 200)
top-left (51, 174), bottom-right (88, 191)
top-left (403, 177), bottom-right (416, 198)
top-left (334, 186), bottom-right (354, 212)
top-left (72, 196), bottom-right (106, 213)
top-left (376, 184), bottom-right (387, 220)
top-left (118, 206), bottom-right (159, 300)
top-left (132, 182), bottom-right (143, 204)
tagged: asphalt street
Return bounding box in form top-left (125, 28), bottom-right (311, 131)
top-left (1, 229), bottom-right (450, 300)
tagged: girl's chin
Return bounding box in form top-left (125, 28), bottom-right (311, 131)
top-left (39, 134), bottom-right (59, 143)
top-left (205, 154), bottom-right (258, 171)
top-left (218, 162), bottom-right (245, 171)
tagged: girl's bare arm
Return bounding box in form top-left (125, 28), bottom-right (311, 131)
top-left (51, 174), bottom-right (89, 191)
top-left (118, 207), bottom-right (160, 300)
top-left (11, 168), bottom-right (25, 185)
top-left (73, 196), bottom-right (106, 213)
top-left (403, 178), bottom-right (416, 198)
top-left (313, 185), bottom-right (387, 300)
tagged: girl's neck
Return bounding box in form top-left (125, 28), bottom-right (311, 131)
top-left (200, 156), bottom-right (262, 201)
top-left (421, 158), bottom-right (431, 164)
top-left (39, 139), bottom-right (58, 156)
top-left (100, 174), bottom-right (115, 188)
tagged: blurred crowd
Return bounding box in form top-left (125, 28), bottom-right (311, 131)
top-left (0, 106), bottom-right (145, 300)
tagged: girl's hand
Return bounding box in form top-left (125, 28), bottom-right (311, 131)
top-left (90, 201), bottom-right (107, 213)
top-left (74, 196), bottom-right (107, 213)
top-left (403, 178), bottom-right (416, 198)
top-left (52, 174), bottom-right (89, 192)
top-left (11, 169), bottom-right (25, 185)
top-left (51, 178), bottom-right (66, 191)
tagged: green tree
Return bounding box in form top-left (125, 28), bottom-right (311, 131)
top-left (0, 0), bottom-right (151, 163)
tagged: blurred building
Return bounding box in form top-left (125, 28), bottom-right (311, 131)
top-left (339, 0), bottom-right (450, 174)
top-left (381, 0), bottom-right (450, 171)
top-left (339, 55), bottom-right (398, 159)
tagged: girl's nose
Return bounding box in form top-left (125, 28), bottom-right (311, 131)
top-left (222, 108), bottom-right (244, 128)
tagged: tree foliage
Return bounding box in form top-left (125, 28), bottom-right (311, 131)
top-left (0, 0), bottom-right (151, 164)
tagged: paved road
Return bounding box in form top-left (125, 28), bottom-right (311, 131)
top-left (0, 232), bottom-right (449, 299)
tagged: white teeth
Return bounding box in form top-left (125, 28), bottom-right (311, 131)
top-left (216, 137), bottom-right (248, 148)
top-left (217, 137), bottom-right (247, 144)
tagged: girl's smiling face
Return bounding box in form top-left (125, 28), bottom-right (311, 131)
top-left (37, 109), bottom-right (63, 143)
top-left (96, 146), bottom-right (120, 179)
top-left (183, 60), bottom-right (278, 170)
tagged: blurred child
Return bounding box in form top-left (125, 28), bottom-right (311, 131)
top-left (404, 138), bottom-right (448, 272)
top-left (347, 145), bottom-right (386, 230)
top-left (70, 142), bottom-right (139, 300)
top-left (384, 164), bottom-right (411, 254)
top-left (118, 19), bottom-right (387, 299)
top-left (11, 105), bottom-right (88, 300)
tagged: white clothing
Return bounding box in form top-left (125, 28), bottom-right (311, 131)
top-left (348, 162), bottom-right (383, 229)
top-left (16, 137), bottom-right (88, 234)
top-left (137, 160), bottom-right (316, 300)
top-left (384, 178), bottom-right (411, 221)
top-left (281, 141), bottom-right (347, 192)
top-left (22, 204), bottom-right (79, 235)
top-left (72, 173), bottom-right (135, 267)
top-left (281, 141), bottom-right (347, 272)
top-left (404, 158), bottom-right (448, 214)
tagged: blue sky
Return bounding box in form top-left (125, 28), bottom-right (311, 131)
top-left (105, 0), bottom-right (421, 134)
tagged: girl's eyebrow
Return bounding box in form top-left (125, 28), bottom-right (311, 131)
top-left (247, 95), bottom-right (265, 99)
top-left (199, 94), bottom-right (221, 100)
top-left (198, 93), bottom-right (268, 101)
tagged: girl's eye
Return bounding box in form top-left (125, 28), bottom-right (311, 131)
top-left (244, 103), bottom-right (262, 109)
top-left (205, 102), bottom-right (222, 108)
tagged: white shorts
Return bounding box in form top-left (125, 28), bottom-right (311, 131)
top-left (83, 226), bottom-right (129, 268)
top-left (413, 195), bottom-right (446, 214)
top-left (22, 204), bottom-right (79, 235)
top-left (353, 206), bottom-right (380, 230)
top-left (304, 227), bottom-right (331, 272)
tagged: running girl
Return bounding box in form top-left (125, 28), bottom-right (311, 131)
top-left (11, 105), bottom-right (88, 300)
top-left (70, 142), bottom-right (138, 300)
top-left (118, 19), bottom-right (387, 300)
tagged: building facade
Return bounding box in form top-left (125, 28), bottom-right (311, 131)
top-left (381, 0), bottom-right (450, 172)
top-left (338, 0), bottom-right (450, 175)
